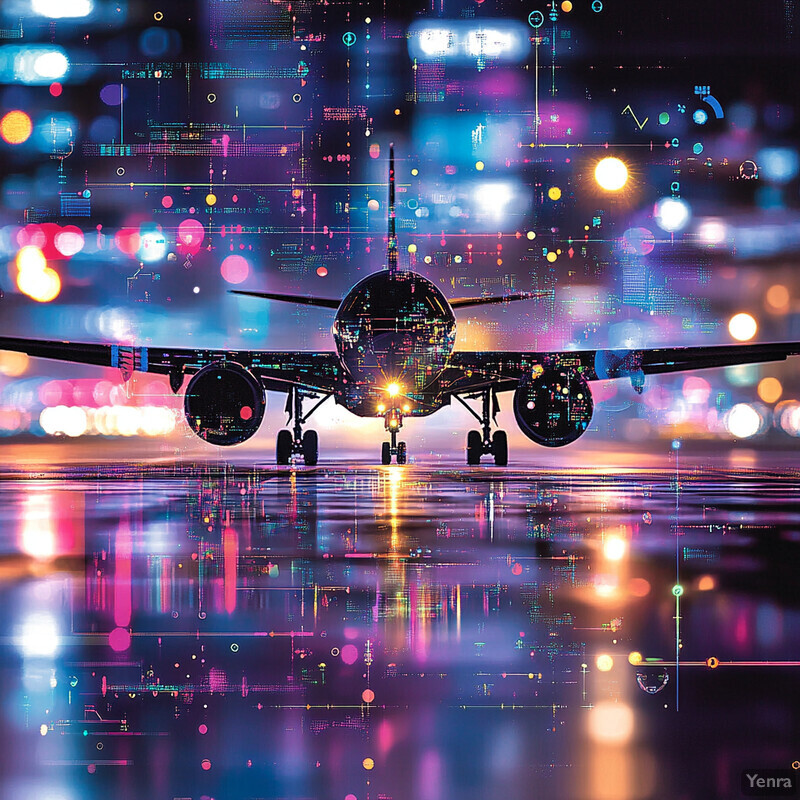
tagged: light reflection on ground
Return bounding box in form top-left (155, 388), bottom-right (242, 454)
top-left (0, 453), bottom-right (798, 799)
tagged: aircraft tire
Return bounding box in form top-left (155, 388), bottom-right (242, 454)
top-left (276, 429), bottom-right (293, 465)
top-left (492, 430), bottom-right (508, 466)
top-left (302, 430), bottom-right (318, 466)
top-left (467, 430), bottom-right (482, 465)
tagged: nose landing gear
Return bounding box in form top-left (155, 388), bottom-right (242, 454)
top-left (456, 387), bottom-right (508, 466)
top-left (380, 409), bottom-right (407, 465)
top-left (276, 386), bottom-right (330, 466)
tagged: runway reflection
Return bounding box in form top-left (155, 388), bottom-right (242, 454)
top-left (0, 463), bottom-right (798, 799)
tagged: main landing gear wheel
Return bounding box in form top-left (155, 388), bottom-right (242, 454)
top-left (492, 430), bottom-right (508, 466)
top-left (381, 442), bottom-right (391, 465)
top-left (459, 388), bottom-right (509, 466)
top-left (276, 386), bottom-right (331, 465)
top-left (276, 429), bottom-right (292, 465)
top-left (467, 430), bottom-right (482, 465)
top-left (302, 430), bottom-right (318, 466)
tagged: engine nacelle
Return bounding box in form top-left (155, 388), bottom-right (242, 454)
top-left (513, 368), bottom-right (593, 447)
top-left (184, 362), bottom-right (265, 446)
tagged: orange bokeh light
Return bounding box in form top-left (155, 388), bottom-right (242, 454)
top-left (0, 110), bottom-right (33, 145)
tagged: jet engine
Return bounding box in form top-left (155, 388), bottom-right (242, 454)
top-left (184, 362), bottom-right (265, 445)
top-left (513, 367), bottom-right (593, 447)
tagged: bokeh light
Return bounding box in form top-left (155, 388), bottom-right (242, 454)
top-left (725, 403), bottom-right (762, 438)
top-left (587, 701), bottom-right (634, 744)
top-left (177, 218), bottom-right (205, 255)
top-left (108, 627), bottom-right (131, 652)
top-left (221, 255), bottom-right (250, 284)
top-left (0, 351), bottom-right (29, 377)
top-left (32, 0), bottom-right (93, 18)
top-left (594, 157), bottom-right (628, 191)
top-left (15, 245), bottom-right (61, 302)
top-left (17, 613), bottom-right (60, 657)
top-left (596, 654), bottom-right (614, 671)
top-left (766, 284), bottom-right (790, 311)
top-left (54, 227), bottom-right (84, 257)
top-left (757, 377), bottom-right (782, 404)
top-left (696, 217), bottom-right (727, 245)
top-left (1, 111), bottom-right (34, 145)
top-left (138, 229), bottom-right (167, 263)
top-left (620, 226), bottom-right (655, 255)
top-left (602, 536), bottom-right (626, 561)
top-left (655, 197), bottom-right (691, 232)
top-left (728, 312), bottom-right (757, 341)
top-left (776, 400), bottom-right (800, 436)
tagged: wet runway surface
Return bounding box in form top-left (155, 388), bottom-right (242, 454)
top-left (1, 457), bottom-right (799, 799)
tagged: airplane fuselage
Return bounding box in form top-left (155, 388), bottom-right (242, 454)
top-left (331, 270), bottom-right (456, 417)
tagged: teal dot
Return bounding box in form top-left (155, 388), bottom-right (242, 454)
top-left (658, 112), bottom-right (670, 125)
top-left (672, 584), bottom-right (684, 596)
top-left (83, 729), bottom-right (89, 736)
top-left (693, 143), bottom-right (704, 155)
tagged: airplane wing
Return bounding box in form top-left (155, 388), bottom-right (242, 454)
top-left (442, 341), bottom-right (800, 394)
top-left (0, 336), bottom-right (341, 395)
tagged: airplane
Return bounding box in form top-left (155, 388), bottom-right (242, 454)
top-left (1, 146), bottom-right (799, 466)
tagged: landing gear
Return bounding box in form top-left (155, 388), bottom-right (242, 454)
top-left (467, 430), bottom-right (482, 465)
top-left (276, 386), bottom-right (330, 466)
top-left (492, 430), bottom-right (508, 467)
top-left (380, 409), bottom-right (407, 465)
top-left (276, 429), bottom-right (292, 465)
top-left (302, 430), bottom-right (318, 466)
top-left (456, 388), bottom-right (508, 466)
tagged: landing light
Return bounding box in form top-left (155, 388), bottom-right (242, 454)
top-left (377, 403), bottom-right (386, 413)
top-left (403, 404), bottom-right (411, 412)
top-left (389, 419), bottom-right (399, 428)
top-left (387, 382), bottom-right (402, 397)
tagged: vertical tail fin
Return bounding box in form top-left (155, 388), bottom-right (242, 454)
top-left (387, 143), bottom-right (398, 272)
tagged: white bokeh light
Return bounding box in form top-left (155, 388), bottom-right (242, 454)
top-left (726, 403), bottom-right (762, 438)
top-left (594, 157), bottom-right (629, 191)
top-left (17, 613), bottom-right (60, 658)
top-left (655, 197), bottom-right (691, 232)
top-left (728, 312), bottom-right (758, 342)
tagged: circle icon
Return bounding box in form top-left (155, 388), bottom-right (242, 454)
top-left (672, 584), bottom-right (684, 596)
top-left (528, 10), bottom-right (545, 27)
top-left (343, 32), bottom-right (357, 46)
top-left (706, 656), bottom-right (719, 669)
top-left (592, 0), bottom-right (603, 10)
